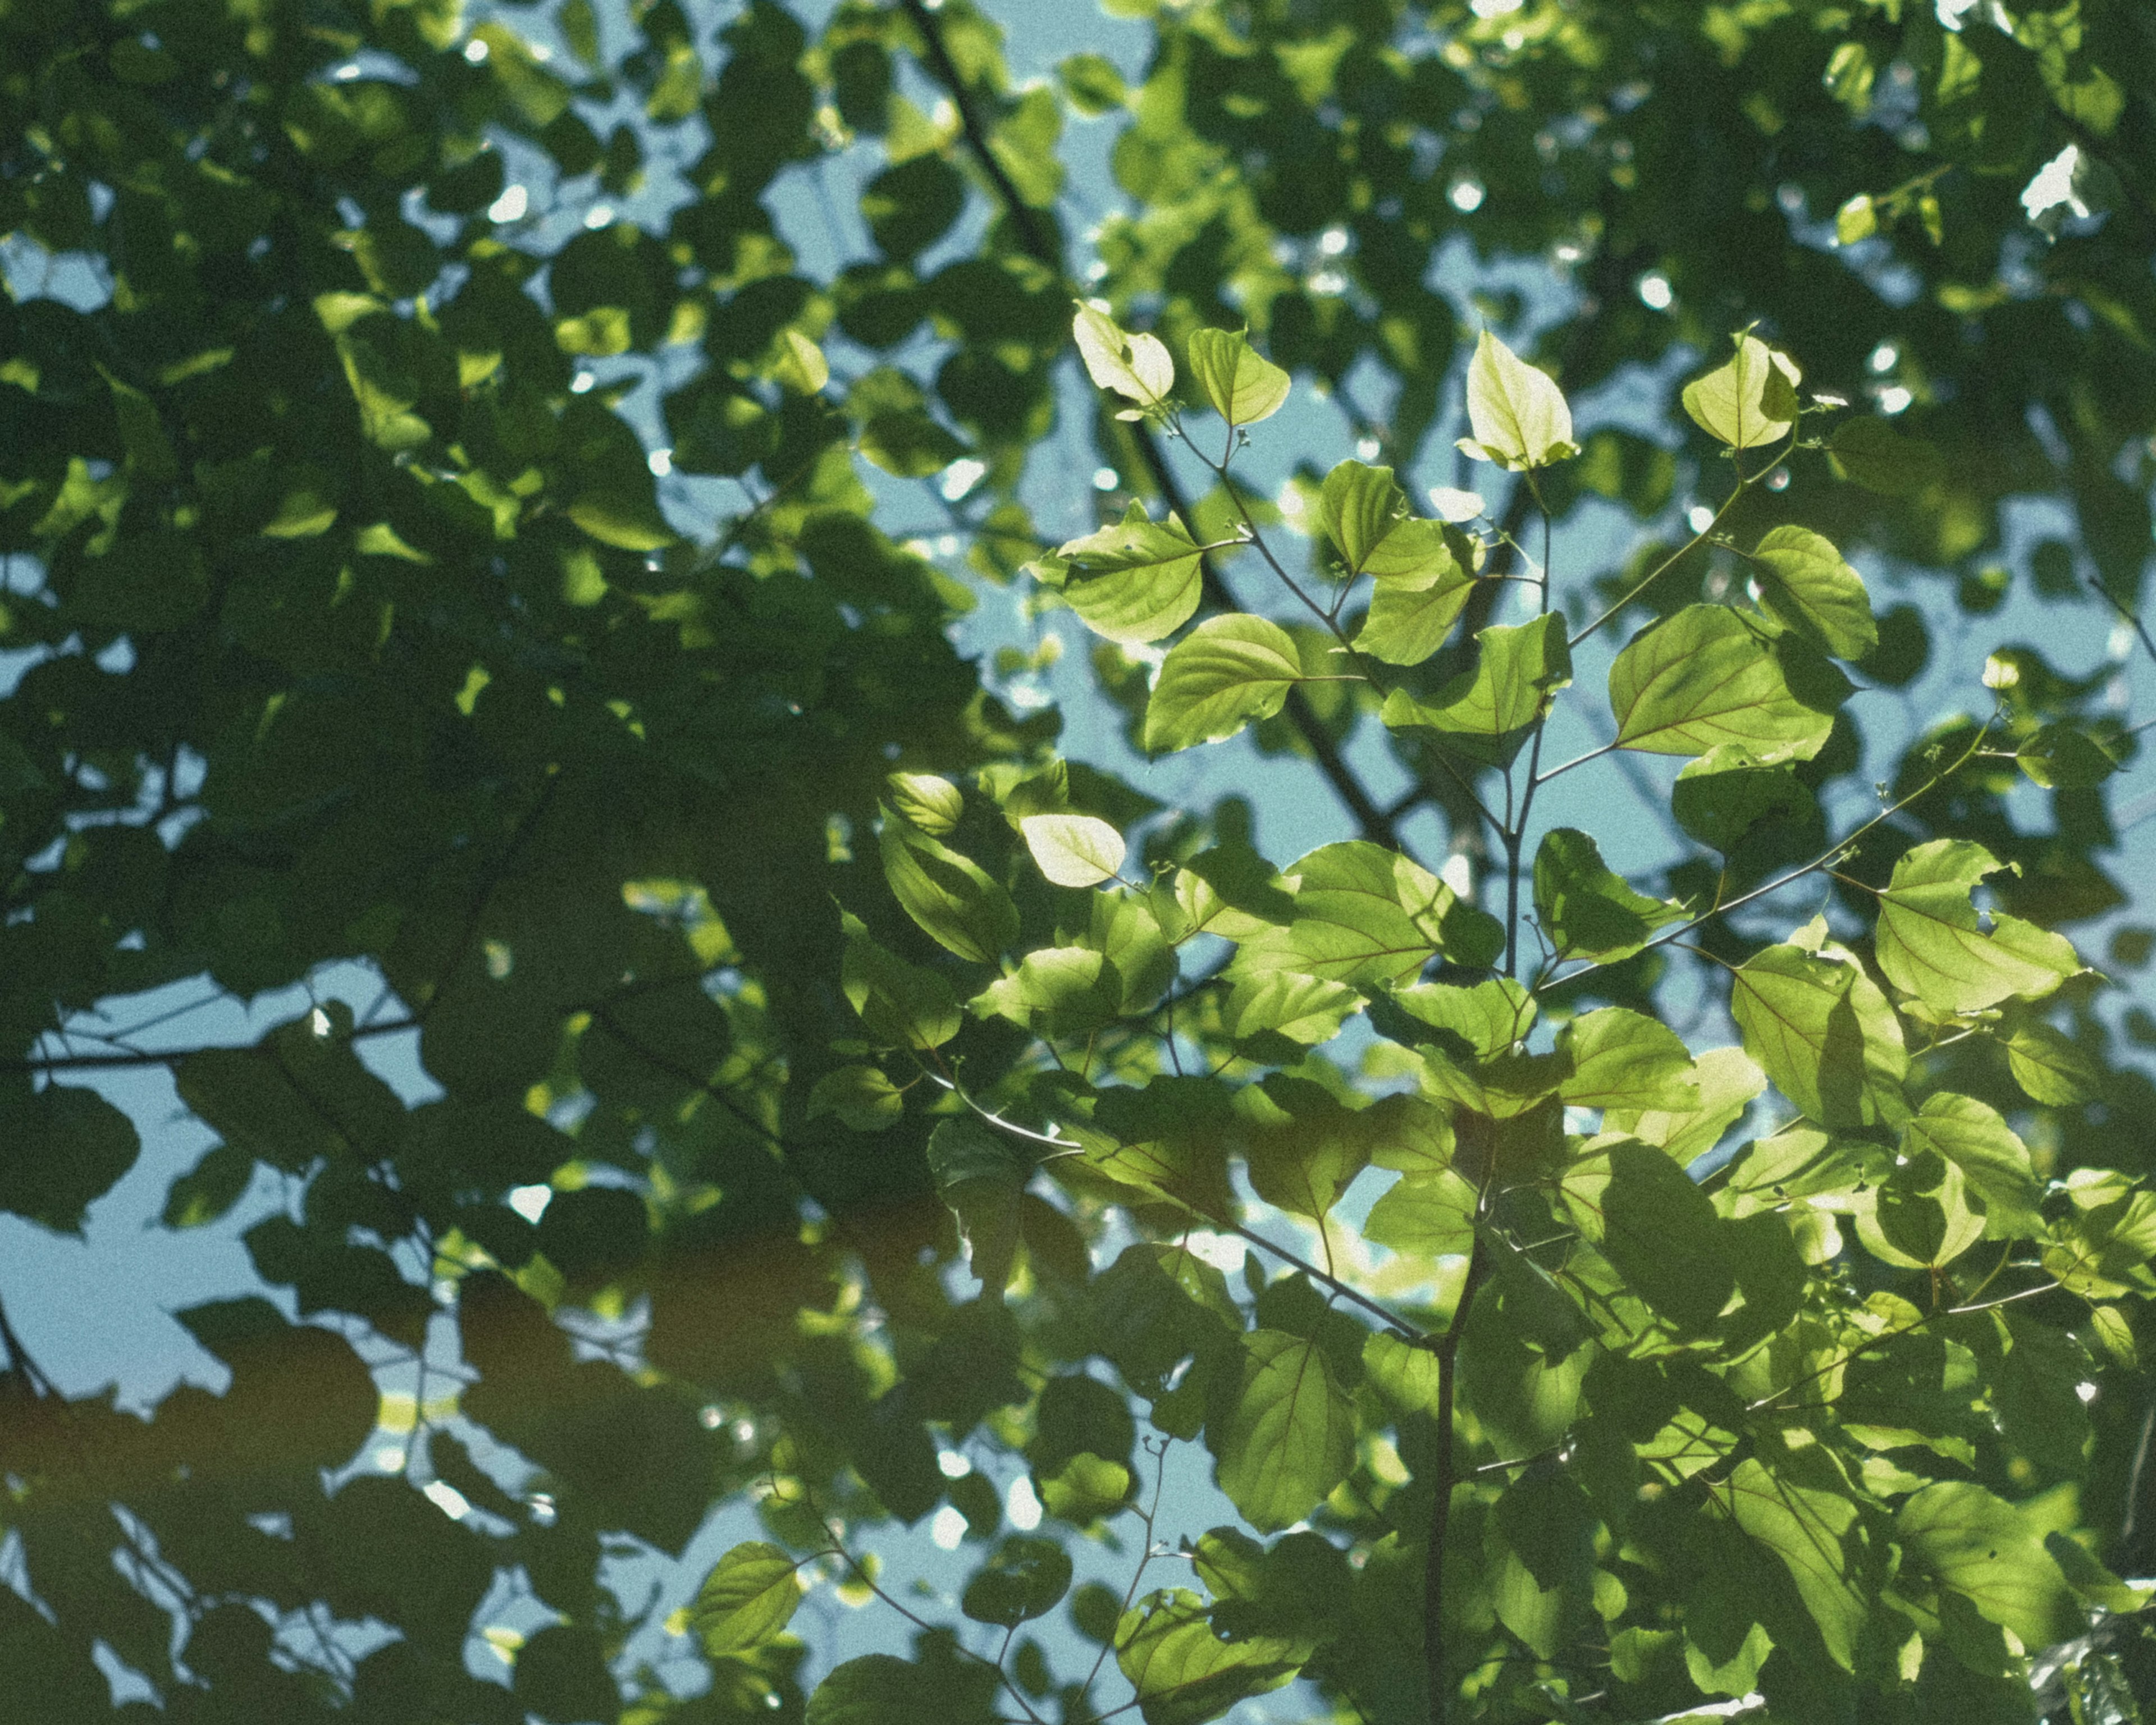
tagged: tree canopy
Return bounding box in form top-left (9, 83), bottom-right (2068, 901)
top-left (1, 0), bottom-right (2153, 1722)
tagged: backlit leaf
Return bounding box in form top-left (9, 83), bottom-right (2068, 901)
top-left (1210, 1331), bottom-right (1355, 1534)
top-left (1049, 503), bottom-right (1205, 643)
top-left (1748, 525), bottom-right (1877, 661)
top-left (690, 1542), bottom-right (805, 1655)
top-left (1457, 329), bottom-right (1578, 470)
top-left (1531, 829), bottom-right (1685, 963)
top-left (1609, 605), bottom-right (1847, 759)
top-left (1315, 460), bottom-right (1405, 572)
top-left (1185, 328), bottom-right (1289, 427)
top-left (1730, 942), bottom-right (1907, 1131)
top-left (1020, 814), bottom-right (1126, 887)
top-left (1682, 332), bottom-right (1801, 450)
top-left (1074, 302), bottom-right (1173, 409)
top-left (1144, 614), bottom-right (1308, 752)
top-left (1874, 840), bottom-right (2081, 1015)
top-left (1381, 612), bottom-right (1572, 767)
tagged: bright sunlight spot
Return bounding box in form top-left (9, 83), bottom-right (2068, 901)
top-left (508, 1184), bottom-right (553, 1223)
top-left (1006, 1476), bottom-right (1043, 1531)
top-left (487, 184), bottom-right (527, 223)
top-left (1637, 271), bottom-right (1673, 310)
top-left (929, 1506), bottom-right (968, 1550)
top-left (1449, 179), bottom-right (1485, 213)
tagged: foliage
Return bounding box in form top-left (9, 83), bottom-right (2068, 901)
top-left (0, 0), bottom-right (2151, 1722)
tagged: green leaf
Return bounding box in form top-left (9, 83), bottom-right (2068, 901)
top-left (880, 825), bottom-right (1019, 964)
top-left (1220, 972), bottom-right (1361, 1046)
top-left (1113, 1589), bottom-right (1307, 1725)
top-left (1897, 1483), bottom-right (2082, 1651)
top-left (1901, 1095), bottom-right (2043, 1239)
top-left (1020, 813), bottom-right (1126, 887)
top-left (1456, 328), bottom-right (1578, 470)
top-left (1829, 417), bottom-right (1944, 495)
top-left (1671, 743), bottom-right (1810, 854)
top-left (1353, 561), bottom-right (1473, 666)
top-left (1724, 1453), bottom-right (1867, 1670)
top-left (1364, 1166), bottom-right (1478, 1260)
top-left (1558, 1009), bottom-right (1699, 1114)
top-left (1730, 942), bottom-right (1907, 1131)
top-left (1185, 328), bottom-right (1289, 427)
top-left (1381, 612), bottom-right (1572, 768)
top-left (0, 1082), bottom-right (141, 1232)
top-left (1049, 503), bottom-right (1205, 644)
top-left (568, 492), bottom-right (676, 551)
top-left (1747, 525), bottom-right (1878, 661)
top-left (926, 1118), bottom-right (1030, 1298)
top-left (1682, 332), bottom-right (1800, 450)
top-left (1363, 517), bottom-right (1471, 589)
top-left (1231, 841), bottom-right (1499, 983)
top-left (861, 154), bottom-right (967, 261)
top-left (961, 1536), bottom-right (1072, 1627)
top-left (1600, 1141), bottom-right (1735, 1333)
top-left (2015, 723), bottom-right (2124, 789)
top-left (1315, 460), bottom-right (1406, 573)
top-left (886, 772), bottom-right (964, 835)
top-left (807, 1656), bottom-right (942, 1725)
top-left (2007, 1021), bottom-right (2105, 1106)
top-left (1609, 605), bottom-right (1847, 759)
top-left (689, 1541), bottom-right (805, 1655)
top-left (841, 913), bottom-right (963, 1049)
top-left (860, 411), bottom-right (967, 478)
top-left (1605, 1045), bottom-right (1765, 1164)
top-left (1853, 1148), bottom-right (1985, 1270)
top-left (161, 1142), bottom-right (255, 1229)
top-left (1239, 1077), bottom-right (1384, 1223)
top-left (1531, 829), bottom-right (1685, 963)
top-left (1873, 840), bottom-right (2081, 1015)
top-left (1073, 301), bottom-right (1173, 410)
top-left (1144, 614), bottom-right (1307, 752)
top-left (1210, 1330), bottom-right (1355, 1533)
top-left (807, 1064), bottom-right (906, 1132)
top-left (971, 946), bottom-right (1121, 1037)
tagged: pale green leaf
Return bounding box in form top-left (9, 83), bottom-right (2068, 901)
top-left (1605, 1045), bottom-right (1765, 1165)
top-left (1682, 333), bottom-right (1801, 450)
top-left (971, 947), bottom-right (1120, 1037)
top-left (1874, 840), bottom-right (2081, 1015)
top-left (879, 825), bottom-right (1018, 963)
top-left (1362, 516), bottom-right (1469, 589)
top-left (841, 913), bottom-right (962, 1049)
top-left (1901, 1093), bottom-right (2043, 1239)
top-left (774, 328), bottom-right (829, 394)
top-left (1609, 604), bottom-right (1847, 759)
top-left (1898, 1483), bottom-right (2082, 1651)
top-left (1231, 841), bottom-right (1500, 984)
top-left (2008, 1021), bottom-right (2104, 1106)
top-left (1748, 525), bottom-right (1877, 661)
top-left (1558, 1008), bottom-right (1699, 1114)
top-left (1143, 614), bottom-right (1307, 752)
top-left (1219, 972), bottom-right (1361, 1045)
top-left (1531, 828), bottom-right (1685, 963)
top-left (885, 771), bottom-right (963, 835)
top-left (1316, 459), bottom-right (1405, 572)
top-left (1364, 1166), bottom-right (1478, 1260)
top-left (1730, 942), bottom-right (1907, 1131)
top-left (1185, 328), bottom-right (1289, 427)
top-left (1724, 1454), bottom-right (1866, 1670)
top-left (1052, 502), bottom-right (1205, 643)
top-left (690, 1541), bottom-right (805, 1655)
top-left (1209, 1331), bottom-right (1355, 1533)
top-left (1020, 813), bottom-right (1126, 887)
top-left (1853, 1148), bottom-right (1985, 1269)
top-left (1671, 743), bottom-right (1811, 854)
top-left (1381, 612), bottom-right (1572, 767)
top-left (1114, 1589), bottom-right (1307, 1725)
top-left (1353, 562), bottom-right (1473, 666)
top-left (1074, 301), bottom-right (1173, 408)
top-left (1456, 329), bottom-right (1577, 470)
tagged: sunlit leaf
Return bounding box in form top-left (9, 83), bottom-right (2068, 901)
top-left (1144, 614), bottom-right (1309, 752)
top-left (1186, 328), bottom-right (1290, 427)
top-left (1873, 840), bottom-right (2081, 1015)
top-left (1609, 604), bottom-right (1847, 759)
top-left (1457, 329), bottom-right (1578, 470)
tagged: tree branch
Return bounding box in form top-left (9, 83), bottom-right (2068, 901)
top-left (895, 0), bottom-right (1405, 851)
